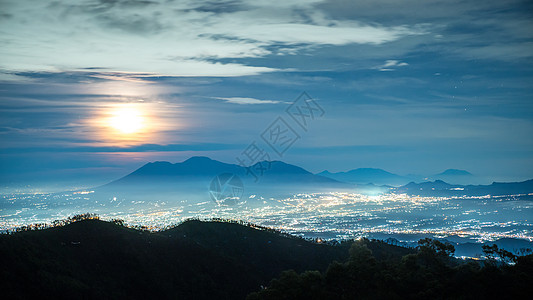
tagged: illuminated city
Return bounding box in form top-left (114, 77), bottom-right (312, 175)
top-left (2, 191), bottom-right (531, 248)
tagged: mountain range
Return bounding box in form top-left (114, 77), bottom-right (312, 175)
top-left (95, 156), bottom-right (350, 203)
top-left (392, 179), bottom-right (533, 197)
top-left (318, 168), bottom-right (475, 186)
top-left (93, 156), bottom-right (532, 200)
top-left (106, 156), bottom-right (340, 186)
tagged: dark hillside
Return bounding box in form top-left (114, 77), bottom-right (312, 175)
top-left (0, 218), bottom-right (357, 299)
top-left (2, 218), bottom-right (531, 299)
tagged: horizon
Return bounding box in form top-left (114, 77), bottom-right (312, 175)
top-left (4, 154), bottom-right (531, 194)
top-left (107, 156), bottom-right (521, 181)
top-left (1, 153), bottom-right (532, 193)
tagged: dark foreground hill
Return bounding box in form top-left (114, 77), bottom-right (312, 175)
top-left (2, 218), bottom-right (532, 300)
top-left (248, 239), bottom-right (533, 300)
top-left (0, 218), bottom-right (363, 299)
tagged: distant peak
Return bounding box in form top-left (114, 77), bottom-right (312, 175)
top-left (142, 161), bottom-right (173, 167)
top-left (182, 156), bottom-right (215, 163)
top-left (345, 168), bottom-right (396, 176)
top-left (150, 161), bottom-right (172, 165)
top-left (438, 169), bottom-right (472, 176)
top-left (258, 160), bottom-right (310, 174)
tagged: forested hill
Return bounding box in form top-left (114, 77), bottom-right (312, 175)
top-left (0, 217), bottom-right (408, 299)
top-left (1, 218), bottom-right (532, 299)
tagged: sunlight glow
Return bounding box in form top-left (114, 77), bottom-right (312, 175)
top-left (108, 107), bottom-right (145, 134)
top-left (88, 101), bottom-right (181, 147)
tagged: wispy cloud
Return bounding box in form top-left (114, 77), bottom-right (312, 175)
top-left (374, 60), bottom-right (409, 71)
top-left (0, 0), bottom-right (425, 77)
top-left (213, 97), bottom-right (286, 105)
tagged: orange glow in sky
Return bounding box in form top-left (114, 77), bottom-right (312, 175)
top-left (108, 107), bottom-right (145, 134)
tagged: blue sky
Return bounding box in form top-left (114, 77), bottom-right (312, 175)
top-left (1, 0), bottom-right (532, 190)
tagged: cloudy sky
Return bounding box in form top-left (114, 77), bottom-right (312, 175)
top-left (1, 0), bottom-right (532, 190)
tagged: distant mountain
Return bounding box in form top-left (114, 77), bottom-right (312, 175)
top-left (110, 157), bottom-right (243, 183)
top-left (108, 156), bottom-right (340, 185)
top-left (454, 238), bottom-right (533, 258)
top-left (94, 157), bottom-right (529, 200)
top-left (437, 169), bottom-right (472, 176)
top-left (393, 179), bottom-right (533, 197)
top-left (318, 167), bottom-right (480, 186)
top-left (318, 168), bottom-right (409, 186)
top-left (97, 156), bottom-right (351, 200)
top-left (430, 169), bottom-right (476, 185)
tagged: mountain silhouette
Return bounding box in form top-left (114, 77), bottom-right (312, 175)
top-left (109, 156), bottom-right (243, 183)
top-left (95, 157), bottom-right (533, 200)
top-left (318, 168), bottom-right (409, 186)
top-left (429, 169), bottom-right (476, 184)
top-left (96, 156), bottom-right (351, 201)
top-left (107, 156), bottom-right (340, 185)
top-left (437, 169), bottom-right (473, 176)
top-left (393, 179), bottom-right (533, 197)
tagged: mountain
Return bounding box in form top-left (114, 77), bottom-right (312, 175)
top-left (107, 156), bottom-right (341, 186)
top-left (96, 156), bottom-right (351, 202)
top-left (93, 157), bottom-right (530, 200)
top-left (108, 157), bottom-right (243, 184)
top-left (124, 156), bottom-right (243, 178)
top-left (393, 179), bottom-right (533, 197)
top-left (454, 238), bottom-right (533, 258)
top-left (317, 168), bottom-right (480, 186)
top-left (437, 169), bottom-right (472, 176)
top-left (430, 169), bottom-right (476, 185)
top-left (120, 157), bottom-right (340, 183)
top-left (318, 168), bottom-right (409, 186)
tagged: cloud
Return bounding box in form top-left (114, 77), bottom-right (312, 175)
top-left (0, 0), bottom-right (425, 77)
top-left (89, 72), bottom-right (157, 83)
top-left (374, 60), bottom-right (409, 71)
top-left (0, 71), bottom-right (35, 83)
top-left (319, 0), bottom-right (533, 62)
top-left (0, 142), bottom-right (241, 153)
top-left (213, 97), bottom-right (285, 105)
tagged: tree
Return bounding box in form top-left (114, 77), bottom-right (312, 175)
top-left (482, 244), bottom-right (517, 264)
top-left (417, 238), bottom-right (455, 257)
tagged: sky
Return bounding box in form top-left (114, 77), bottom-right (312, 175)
top-left (0, 0), bottom-right (532, 191)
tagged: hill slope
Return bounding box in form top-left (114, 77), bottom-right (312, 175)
top-left (2, 219), bottom-right (532, 299)
top-left (0, 219), bottom-right (357, 299)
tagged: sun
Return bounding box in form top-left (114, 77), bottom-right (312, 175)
top-left (108, 107), bottom-right (145, 134)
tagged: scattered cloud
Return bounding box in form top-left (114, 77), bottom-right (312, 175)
top-left (213, 97), bottom-right (285, 105)
top-left (88, 72), bottom-right (157, 83)
top-left (374, 60), bottom-right (409, 71)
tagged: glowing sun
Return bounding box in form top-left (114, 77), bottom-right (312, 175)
top-left (108, 107), bottom-right (145, 134)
